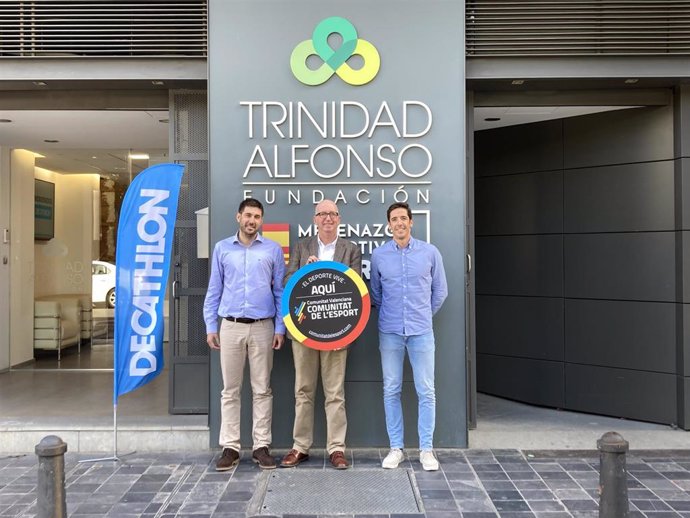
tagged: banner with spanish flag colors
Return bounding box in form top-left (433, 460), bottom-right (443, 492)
top-left (263, 223), bottom-right (290, 264)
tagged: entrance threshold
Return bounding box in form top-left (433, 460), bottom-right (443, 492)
top-left (471, 394), bottom-right (688, 451)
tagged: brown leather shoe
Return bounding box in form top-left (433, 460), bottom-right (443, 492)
top-left (216, 448), bottom-right (239, 471)
top-left (280, 449), bottom-right (309, 467)
top-left (329, 450), bottom-right (349, 469)
top-left (252, 446), bottom-right (277, 469)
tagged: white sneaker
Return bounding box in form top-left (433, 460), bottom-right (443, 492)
top-left (382, 448), bottom-right (404, 469)
top-left (420, 450), bottom-right (439, 471)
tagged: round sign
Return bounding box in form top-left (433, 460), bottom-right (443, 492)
top-left (282, 261), bottom-right (370, 351)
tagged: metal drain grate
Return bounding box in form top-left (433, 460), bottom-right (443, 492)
top-left (250, 469), bottom-right (424, 515)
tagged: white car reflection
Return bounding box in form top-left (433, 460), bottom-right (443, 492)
top-left (92, 260), bottom-right (116, 308)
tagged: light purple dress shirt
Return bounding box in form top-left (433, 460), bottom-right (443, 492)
top-left (203, 233), bottom-right (286, 334)
top-left (370, 236), bottom-right (448, 336)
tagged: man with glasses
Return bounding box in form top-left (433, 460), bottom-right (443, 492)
top-left (370, 202), bottom-right (448, 471)
top-left (280, 199), bottom-right (361, 469)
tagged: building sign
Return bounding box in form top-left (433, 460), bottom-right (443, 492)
top-left (282, 261), bottom-right (370, 350)
top-left (236, 12), bottom-right (440, 278)
top-left (209, 0), bottom-right (467, 446)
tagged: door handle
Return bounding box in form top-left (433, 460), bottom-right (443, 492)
top-left (172, 280), bottom-right (179, 299)
top-left (2, 229), bottom-right (8, 244)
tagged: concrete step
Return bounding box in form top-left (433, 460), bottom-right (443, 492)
top-left (0, 416), bottom-right (210, 454)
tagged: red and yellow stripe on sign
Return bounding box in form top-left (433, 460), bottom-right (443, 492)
top-left (263, 223), bottom-right (290, 264)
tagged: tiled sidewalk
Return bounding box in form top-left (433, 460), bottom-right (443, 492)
top-left (2, 448), bottom-right (690, 517)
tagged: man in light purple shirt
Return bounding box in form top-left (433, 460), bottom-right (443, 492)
top-left (370, 202), bottom-right (448, 472)
top-left (203, 198), bottom-right (286, 471)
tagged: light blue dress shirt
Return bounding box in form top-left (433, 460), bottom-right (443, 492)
top-left (203, 233), bottom-right (286, 334)
top-left (370, 237), bottom-right (448, 336)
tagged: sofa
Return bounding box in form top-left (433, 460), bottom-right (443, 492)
top-left (34, 294), bottom-right (93, 361)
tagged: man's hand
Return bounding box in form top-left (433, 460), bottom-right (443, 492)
top-left (206, 332), bottom-right (220, 350)
top-left (273, 333), bottom-right (285, 350)
top-left (307, 255), bottom-right (319, 264)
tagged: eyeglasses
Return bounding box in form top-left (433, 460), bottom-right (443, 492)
top-left (315, 211), bottom-right (339, 219)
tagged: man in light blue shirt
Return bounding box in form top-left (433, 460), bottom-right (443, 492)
top-left (204, 198), bottom-right (286, 471)
top-left (370, 202), bottom-right (448, 471)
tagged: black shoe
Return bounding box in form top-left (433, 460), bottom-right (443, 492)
top-left (252, 446), bottom-right (277, 469)
top-left (216, 448), bottom-right (239, 471)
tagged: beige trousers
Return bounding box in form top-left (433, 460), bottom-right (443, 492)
top-left (218, 319), bottom-right (274, 451)
top-left (291, 341), bottom-right (348, 454)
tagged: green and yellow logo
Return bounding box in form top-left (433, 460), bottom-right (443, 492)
top-left (290, 17), bottom-right (380, 86)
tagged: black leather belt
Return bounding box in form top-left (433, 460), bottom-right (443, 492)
top-left (224, 316), bottom-right (271, 324)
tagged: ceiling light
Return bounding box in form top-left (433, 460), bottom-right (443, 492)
top-left (33, 81), bottom-right (47, 86)
top-left (91, 156), bottom-right (98, 159)
top-left (0, 119), bottom-right (12, 123)
top-left (159, 119), bottom-right (169, 123)
top-left (511, 80), bottom-right (525, 85)
top-left (43, 139), bottom-right (59, 143)
top-left (129, 153), bottom-right (150, 160)
top-left (484, 117), bottom-right (501, 122)
top-left (625, 78), bottom-right (639, 84)
top-left (151, 80), bottom-right (165, 86)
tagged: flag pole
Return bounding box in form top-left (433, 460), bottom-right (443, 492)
top-left (114, 403), bottom-right (118, 457)
top-left (79, 403), bottom-right (120, 463)
top-left (80, 302), bottom-right (120, 464)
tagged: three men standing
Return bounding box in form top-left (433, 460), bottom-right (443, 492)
top-left (370, 202), bottom-right (448, 471)
top-left (281, 199), bottom-right (362, 470)
top-left (203, 198), bottom-right (285, 471)
top-left (204, 198), bottom-right (447, 471)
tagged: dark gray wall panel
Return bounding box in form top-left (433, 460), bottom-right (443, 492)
top-left (475, 103), bottom-right (682, 427)
top-left (171, 363), bottom-right (209, 413)
top-left (475, 119), bottom-right (563, 177)
top-left (677, 85), bottom-right (690, 159)
top-left (564, 233), bottom-right (675, 301)
top-left (684, 305), bottom-right (690, 375)
top-left (683, 232), bottom-right (690, 303)
top-left (565, 364), bottom-right (676, 424)
top-left (564, 161), bottom-right (675, 233)
top-left (477, 354), bottom-right (565, 408)
top-left (477, 295), bottom-right (564, 361)
top-left (564, 105), bottom-right (673, 169)
top-left (682, 377), bottom-right (690, 430)
top-left (476, 171), bottom-right (563, 235)
top-left (565, 299), bottom-right (675, 373)
top-left (476, 235), bottom-right (564, 297)
top-left (342, 319), bottom-right (382, 382)
top-left (682, 159), bottom-right (690, 230)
